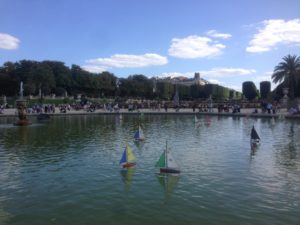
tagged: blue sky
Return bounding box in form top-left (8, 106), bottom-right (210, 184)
top-left (1, 0), bottom-right (300, 91)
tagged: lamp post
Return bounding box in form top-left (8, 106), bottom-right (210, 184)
top-left (153, 77), bottom-right (157, 94)
top-left (282, 88), bottom-right (289, 108)
top-left (173, 81), bottom-right (179, 112)
top-left (115, 78), bottom-right (121, 100)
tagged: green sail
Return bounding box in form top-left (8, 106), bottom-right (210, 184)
top-left (155, 152), bottom-right (166, 168)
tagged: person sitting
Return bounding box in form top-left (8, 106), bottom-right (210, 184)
top-left (164, 103), bottom-right (168, 112)
top-left (289, 106), bottom-right (300, 115)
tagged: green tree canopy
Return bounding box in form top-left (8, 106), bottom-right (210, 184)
top-left (260, 81), bottom-right (271, 99)
top-left (242, 81), bottom-right (258, 101)
top-left (272, 54), bottom-right (300, 99)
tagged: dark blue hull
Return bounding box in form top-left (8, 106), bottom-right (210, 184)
top-left (160, 168), bottom-right (180, 174)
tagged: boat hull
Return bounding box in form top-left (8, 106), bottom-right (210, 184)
top-left (122, 162), bottom-right (136, 168)
top-left (134, 138), bottom-right (144, 142)
top-left (251, 139), bottom-right (260, 145)
top-left (160, 168), bottom-right (180, 174)
top-left (13, 119), bottom-right (32, 126)
top-left (37, 113), bottom-right (51, 121)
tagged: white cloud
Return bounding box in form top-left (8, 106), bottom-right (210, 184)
top-left (253, 73), bottom-right (272, 83)
top-left (246, 19), bottom-right (300, 53)
top-left (83, 53), bottom-right (168, 72)
top-left (82, 65), bottom-right (107, 73)
top-left (206, 30), bottom-right (232, 39)
top-left (226, 85), bottom-right (242, 92)
top-left (159, 72), bottom-right (194, 78)
top-left (0, 33), bottom-right (20, 50)
top-left (208, 79), bottom-right (222, 85)
top-left (157, 68), bottom-right (257, 92)
top-left (158, 68), bottom-right (256, 79)
top-left (168, 35), bottom-right (225, 58)
top-left (200, 67), bottom-right (256, 78)
top-left (252, 72), bottom-right (278, 91)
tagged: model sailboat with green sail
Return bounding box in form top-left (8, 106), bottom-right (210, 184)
top-left (155, 141), bottom-right (180, 174)
top-left (119, 143), bottom-right (136, 168)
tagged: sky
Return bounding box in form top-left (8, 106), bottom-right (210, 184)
top-left (1, 0), bottom-right (300, 91)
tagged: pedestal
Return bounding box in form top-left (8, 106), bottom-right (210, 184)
top-left (14, 99), bottom-right (31, 126)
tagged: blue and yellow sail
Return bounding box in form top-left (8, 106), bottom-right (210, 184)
top-left (120, 144), bottom-right (136, 168)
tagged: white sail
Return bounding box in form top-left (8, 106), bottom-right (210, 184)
top-left (166, 148), bottom-right (179, 169)
top-left (194, 115), bottom-right (198, 123)
top-left (139, 126), bottom-right (145, 140)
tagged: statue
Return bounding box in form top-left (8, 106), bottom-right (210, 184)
top-left (14, 81), bottom-right (31, 126)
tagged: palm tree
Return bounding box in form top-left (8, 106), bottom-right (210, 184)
top-left (272, 55), bottom-right (300, 99)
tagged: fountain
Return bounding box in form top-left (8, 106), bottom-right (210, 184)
top-left (14, 82), bottom-right (32, 126)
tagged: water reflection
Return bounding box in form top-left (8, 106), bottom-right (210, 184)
top-left (285, 124), bottom-right (297, 164)
top-left (250, 143), bottom-right (259, 157)
top-left (0, 115), bottom-right (299, 225)
top-left (274, 123), bottom-right (299, 168)
top-left (0, 207), bottom-right (12, 225)
top-left (157, 174), bottom-right (180, 203)
top-left (120, 168), bottom-right (135, 191)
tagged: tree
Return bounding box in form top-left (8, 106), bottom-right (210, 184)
top-left (31, 62), bottom-right (56, 95)
top-left (242, 81), bottom-right (258, 100)
top-left (272, 55), bottom-right (300, 99)
top-left (190, 85), bottom-right (205, 99)
top-left (260, 81), bottom-right (271, 99)
top-left (0, 61), bottom-right (19, 96)
top-left (96, 72), bottom-right (116, 97)
top-left (43, 61), bottom-right (72, 92)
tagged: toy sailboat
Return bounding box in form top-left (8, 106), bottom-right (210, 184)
top-left (155, 141), bottom-right (180, 174)
top-left (194, 115), bottom-right (201, 128)
top-left (250, 125), bottom-right (260, 146)
top-left (119, 143), bottom-right (136, 168)
top-left (194, 115), bottom-right (198, 123)
top-left (134, 125), bottom-right (145, 141)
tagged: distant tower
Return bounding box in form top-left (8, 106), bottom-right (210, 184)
top-left (194, 72), bottom-right (201, 85)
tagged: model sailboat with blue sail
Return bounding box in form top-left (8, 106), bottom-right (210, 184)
top-left (119, 143), bottom-right (136, 168)
top-left (134, 125), bottom-right (145, 141)
top-left (155, 141), bottom-right (180, 174)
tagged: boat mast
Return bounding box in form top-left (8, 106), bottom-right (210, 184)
top-left (165, 140), bottom-right (168, 168)
top-left (125, 144), bottom-right (128, 163)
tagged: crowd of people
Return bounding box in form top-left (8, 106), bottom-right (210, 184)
top-left (0, 99), bottom-right (300, 116)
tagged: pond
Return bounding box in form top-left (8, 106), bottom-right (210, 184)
top-left (0, 115), bottom-right (299, 225)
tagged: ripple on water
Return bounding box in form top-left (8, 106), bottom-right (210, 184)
top-left (0, 115), bottom-right (300, 225)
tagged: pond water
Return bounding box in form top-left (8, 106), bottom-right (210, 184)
top-left (0, 115), bottom-right (299, 225)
